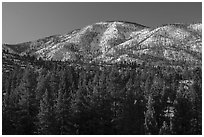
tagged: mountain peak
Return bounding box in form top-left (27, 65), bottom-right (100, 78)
top-left (3, 21), bottom-right (202, 67)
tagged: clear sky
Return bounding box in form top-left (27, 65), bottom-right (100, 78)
top-left (2, 2), bottom-right (202, 44)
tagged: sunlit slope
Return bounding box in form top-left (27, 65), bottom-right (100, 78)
top-left (3, 21), bottom-right (201, 67)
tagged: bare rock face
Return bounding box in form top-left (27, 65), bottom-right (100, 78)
top-left (3, 21), bottom-right (202, 67)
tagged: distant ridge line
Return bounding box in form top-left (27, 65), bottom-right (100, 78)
top-left (105, 20), bottom-right (149, 28)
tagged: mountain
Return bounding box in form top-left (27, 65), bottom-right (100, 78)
top-left (2, 21), bottom-right (202, 135)
top-left (3, 21), bottom-right (202, 67)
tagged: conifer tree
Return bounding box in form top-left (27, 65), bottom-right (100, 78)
top-left (55, 89), bottom-right (72, 134)
top-left (37, 89), bottom-right (56, 134)
top-left (2, 71), bottom-right (20, 134)
top-left (172, 87), bottom-right (194, 134)
top-left (54, 68), bottom-right (74, 134)
top-left (69, 70), bottom-right (90, 134)
top-left (144, 95), bottom-right (158, 134)
top-left (159, 121), bottom-right (171, 135)
top-left (16, 66), bottom-right (38, 134)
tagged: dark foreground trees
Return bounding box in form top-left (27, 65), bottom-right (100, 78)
top-left (2, 61), bottom-right (202, 135)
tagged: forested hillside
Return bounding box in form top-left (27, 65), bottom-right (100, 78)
top-left (2, 54), bottom-right (202, 135)
top-left (2, 20), bottom-right (202, 135)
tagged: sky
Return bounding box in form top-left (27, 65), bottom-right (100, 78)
top-left (2, 2), bottom-right (202, 44)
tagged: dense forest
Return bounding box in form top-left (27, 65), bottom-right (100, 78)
top-left (2, 55), bottom-right (202, 135)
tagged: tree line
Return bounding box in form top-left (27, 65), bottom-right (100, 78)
top-left (2, 60), bottom-right (202, 135)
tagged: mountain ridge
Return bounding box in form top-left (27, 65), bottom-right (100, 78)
top-left (3, 21), bottom-right (202, 67)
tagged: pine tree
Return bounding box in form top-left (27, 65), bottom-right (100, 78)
top-left (117, 72), bottom-right (145, 135)
top-left (55, 89), bottom-right (72, 134)
top-left (54, 69), bottom-right (73, 134)
top-left (172, 88), bottom-right (194, 134)
top-left (49, 71), bottom-right (59, 98)
top-left (144, 95), bottom-right (158, 134)
top-left (16, 66), bottom-right (38, 134)
top-left (159, 121), bottom-right (171, 135)
top-left (190, 68), bottom-right (202, 134)
top-left (90, 70), bottom-right (113, 134)
top-left (37, 89), bottom-right (56, 134)
top-left (2, 71), bottom-right (20, 134)
top-left (69, 70), bottom-right (91, 134)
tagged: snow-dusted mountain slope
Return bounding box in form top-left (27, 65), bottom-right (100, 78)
top-left (3, 21), bottom-right (202, 67)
